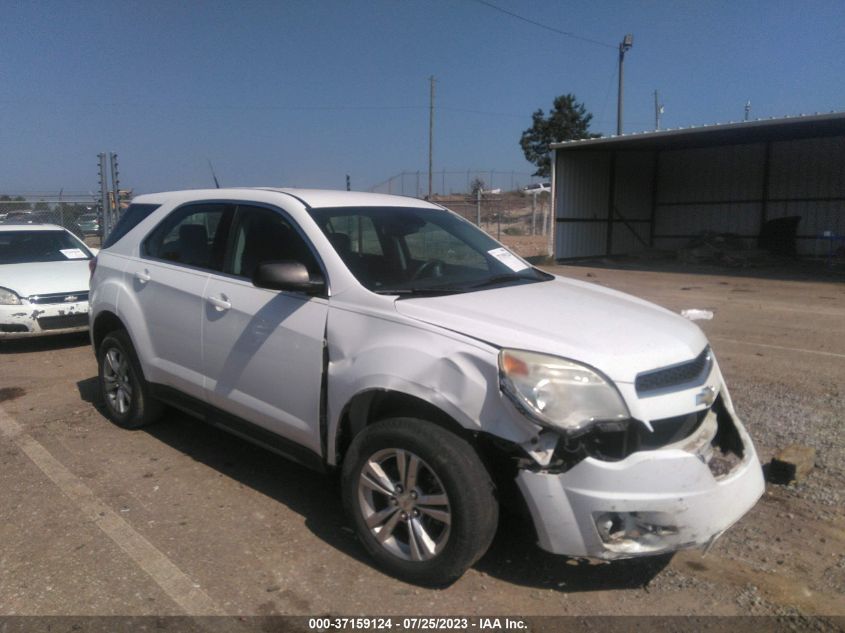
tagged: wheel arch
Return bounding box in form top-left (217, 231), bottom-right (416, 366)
top-left (333, 389), bottom-right (475, 467)
top-left (92, 310), bottom-right (127, 353)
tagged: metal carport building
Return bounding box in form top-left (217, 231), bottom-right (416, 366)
top-left (550, 111), bottom-right (845, 259)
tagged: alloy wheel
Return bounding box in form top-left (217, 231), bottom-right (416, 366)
top-left (103, 347), bottom-right (133, 415)
top-left (357, 448), bottom-right (452, 562)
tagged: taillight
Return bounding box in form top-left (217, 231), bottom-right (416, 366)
top-left (89, 255), bottom-right (97, 278)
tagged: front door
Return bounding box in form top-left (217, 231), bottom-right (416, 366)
top-left (202, 204), bottom-right (328, 456)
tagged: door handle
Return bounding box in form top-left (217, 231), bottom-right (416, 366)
top-left (207, 295), bottom-right (231, 312)
top-left (134, 270), bottom-right (151, 284)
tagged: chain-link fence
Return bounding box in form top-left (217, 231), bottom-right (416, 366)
top-left (368, 170), bottom-right (542, 197)
top-left (0, 194), bottom-right (103, 244)
top-left (366, 171), bottom-right (554, 257)
top-left (432, 191), bottom-right (554, 258)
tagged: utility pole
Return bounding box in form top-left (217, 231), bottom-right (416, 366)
top-left (744, 100), bottom-right (751, 121)
top-left (346, 174), bottom-right (351, 191)
top-left (616, 34), bottom-right (633, 136)
top-left (428, 75), bottom-right (435, 199)
top-left (654, 90), bottom-right (664, 130)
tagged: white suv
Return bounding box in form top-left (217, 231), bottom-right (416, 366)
top-left (89, 188), bottom-right (764, 585)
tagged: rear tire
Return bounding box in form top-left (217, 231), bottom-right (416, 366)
top-left (97, 329), bottom-right (162, 429)
top-left (342, 418), bottom-right (498, 586)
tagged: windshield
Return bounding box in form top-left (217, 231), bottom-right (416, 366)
top-left (307, 206), bottom-right (551, 294)
top-left (0, 230), bottom-right (92, 264)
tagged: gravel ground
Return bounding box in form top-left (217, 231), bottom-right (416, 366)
top-left (0, 261), bottom-right (843, 622)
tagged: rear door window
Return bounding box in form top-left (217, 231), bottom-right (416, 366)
top-left (143, 204), bottom-right (233, 272)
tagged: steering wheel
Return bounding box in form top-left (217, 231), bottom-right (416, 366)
top-left (411, 258), bottom-right (445, 281)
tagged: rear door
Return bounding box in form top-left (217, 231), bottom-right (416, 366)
top-left (202, 203), bottom-right (329, 456)
top-left (124, 202), bottom-right (233, 400)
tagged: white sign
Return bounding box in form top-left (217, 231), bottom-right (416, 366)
top-left (60, 248), bottom-right (87, 260)
top-left (487, 247), bottom-right (529, 272)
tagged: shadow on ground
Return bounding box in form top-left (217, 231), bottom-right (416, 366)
top-left (140, 407), bottom-right (372, 570)
top-left (74, 390), bottom-right (669, 591)
top-left (476, 511), bottom-right (671, 591)
top-left (1, 331), bottom-right (90, 354)
top-left (533, 255), bottom-right (845, 283)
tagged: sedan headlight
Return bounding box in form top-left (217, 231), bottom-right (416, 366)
top-left (0, 287), bottom-right (22, 305)
top-left (499, 349), bottom-right (629, 434)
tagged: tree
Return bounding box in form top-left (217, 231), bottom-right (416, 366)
top-left (470, 177), bottom-right (486, 195)
top-left (520, 94), bottom-right (599, 177)
top-left (0, 195), bottom-right (26, 214)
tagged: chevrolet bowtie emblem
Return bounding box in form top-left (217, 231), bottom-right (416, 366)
top-left (63, 295), bottom-right (79, 303)
top-left (696, 385), bottom-right (716, 406)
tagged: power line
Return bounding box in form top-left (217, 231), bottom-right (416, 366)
top-left (0, 97), bottom-right (531, 119)
top-left (469, 0), bottom-right (616, 49)
top-left (439, 106), bottom-right (525, 119)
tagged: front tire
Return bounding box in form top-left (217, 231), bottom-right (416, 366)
top-left (97, 329), bottom-right (162, 429)
top-left (342, 418), bottom-right (498, 585)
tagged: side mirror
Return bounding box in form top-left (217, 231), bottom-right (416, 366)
top-left (252, 261), bottom-right (325, 295)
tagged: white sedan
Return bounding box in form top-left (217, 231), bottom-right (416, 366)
top-left (0, 224), bottom-right (94, 338)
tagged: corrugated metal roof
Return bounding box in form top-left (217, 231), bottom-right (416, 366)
top-left (551, 111), bottom-right (845, 151)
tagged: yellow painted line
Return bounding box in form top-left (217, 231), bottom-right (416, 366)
top-left (0, 404), bottom-right (223, 616)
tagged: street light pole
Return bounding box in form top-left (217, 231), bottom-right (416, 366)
top-left (616, 34), bottom-right (633, 136)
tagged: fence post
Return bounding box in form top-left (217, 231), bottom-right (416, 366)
top-left (98, 153), bottom-right (110, 238)
top-left (476, 188), bottom-right (481, 227)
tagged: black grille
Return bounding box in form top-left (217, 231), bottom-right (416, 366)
top-left (28, 291), bottom-right (89, 305)
top-left (37, 314), bottom-right (88, 330)
top-left (0, 324), bottom-right (29, 333)
top-left (573, 409), bottom-right (709, 462)
top-left (550, 396), bottom-right (734, 468)
top-left (635, 346), bottom-right (712, 396)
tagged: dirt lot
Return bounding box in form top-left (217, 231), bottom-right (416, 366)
top-left (1, 263), bottom-right (843, 622)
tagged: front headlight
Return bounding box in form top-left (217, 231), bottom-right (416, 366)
top-left (0, 287), bottom-right (22, 305)
top-left (499, 349), bottom-right (629, 434)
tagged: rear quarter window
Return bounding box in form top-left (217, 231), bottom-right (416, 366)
top-left (101, 203), bottom-right (161, 249)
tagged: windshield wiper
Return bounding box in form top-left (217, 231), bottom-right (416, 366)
top-left (373, 286), bottom-right (465, 296)
top-left (465, 274), bottom-right (528, 289)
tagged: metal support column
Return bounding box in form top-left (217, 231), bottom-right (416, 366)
top-left (649, 150), bottom-right (660, 247)
top-left (759, 141), bottom-right (772, 234)
top-left (605, 152), bottom-right (617, 256)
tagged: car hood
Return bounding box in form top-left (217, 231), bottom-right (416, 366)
top-left (1, 261), bottom-right (91, 298)
top-left (393, 277), bottom-right (708, 383)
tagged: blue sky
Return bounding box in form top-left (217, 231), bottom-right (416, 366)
top-left (1, 0), bottom-right (843, 194)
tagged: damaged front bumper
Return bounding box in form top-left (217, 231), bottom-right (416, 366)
top-left (0, 300), bottom-right (90, 338)
top-left (516, 401), bottom-right (765, 559)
